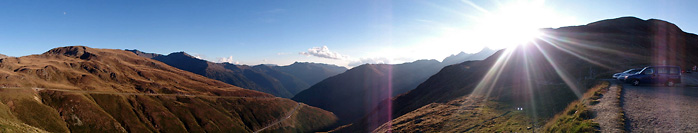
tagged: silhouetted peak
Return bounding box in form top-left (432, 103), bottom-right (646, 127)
top-left (587, 16), bottom-right (645, 27)
top-left (553, 16), bottom-right (686, 36)
top-left (290, 61), bottom-right (325, 66)
top-left (647, 18), bottom-right (684, 32)
top-left (585, 17), bottom-right (681, 32)
top-left (479, 47), bottom-right (495, 53)
top-left (408, 59), bottom-right (440, 65)
top-left (166, 51), bottom-right (200, 59)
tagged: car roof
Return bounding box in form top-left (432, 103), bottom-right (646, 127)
top-left (645, 65), bottom-right (680, 68)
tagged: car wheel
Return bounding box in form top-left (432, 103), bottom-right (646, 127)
top-left (666, 81), bottom-right (675, 87)
top-left (632, 79), bottom-right (640, 86)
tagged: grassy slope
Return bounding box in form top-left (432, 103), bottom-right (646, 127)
top-left (373, 96), bottom-right (534, 132)
top-left (0, 89), bottom-right (68, 133)
top-left (364, 81), bottom-right (610, 132)
top-left (0, 119), bottom-right (48, 133)
top-left (544, 81), bottom-right (610, 132)
top-left (0, 97), bottom-right (48, 133)
top-left (0, 88), bottom-right (337, 132)
top-left (263, 104), bottom-right (339, 133)
top-left (0, 46), bottom-right (337, 132)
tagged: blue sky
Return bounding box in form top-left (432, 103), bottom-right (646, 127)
top-left (1, 0), bottom-right (697, 67)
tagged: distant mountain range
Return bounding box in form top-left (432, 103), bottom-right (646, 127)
top-left (442, 47), bottom-right (497, 65)
top-left (0, 46), bottom-right (337, 132)
top-left (292, 48), bottom-right (496, 126)
top-left (126, 50), bottom-right (348, 98)
top-left (332, 16), bottom-right (698, 132)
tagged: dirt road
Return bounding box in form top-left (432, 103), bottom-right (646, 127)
top-left (591, 81), bottom-right (623, 132)
top-left (253, 103), bottom-right (301, 133)
top-left (622, 83), bottom-right (698, 132)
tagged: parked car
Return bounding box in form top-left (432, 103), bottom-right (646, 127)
top-left (613, 68), bottom-right (642, 81)
top-left (625, 65), bottom-right (681, 87)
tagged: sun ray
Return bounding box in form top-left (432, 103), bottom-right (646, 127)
top-left (537, 37), bottom-right (614, 70)
top-left (542, 33), bottom-right (648, 66)
top-left (522, 43), bottom-right (539, 120)
top-left (531, 41), bottom-right (583, 98)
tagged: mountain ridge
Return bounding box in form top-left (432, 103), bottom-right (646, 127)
top-left (126, 50), bottom-right (348, 98)
top-left (292, 49), bottom-right (496, 127)
top-left (0, 46), bottom-right (338, 132)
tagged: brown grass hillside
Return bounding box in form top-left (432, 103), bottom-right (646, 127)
top-left (0, 46), bottom-right (337, 132)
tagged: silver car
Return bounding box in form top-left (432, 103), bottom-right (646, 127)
top-left (613, 68), bottom-right (642, 81)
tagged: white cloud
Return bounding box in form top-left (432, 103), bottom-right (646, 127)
top-left (192, 54), bottom-right (205, 60)
top-left (217, 56), bottom-right (235, 64)
top-left (299, 46), bottom-right (349, 60)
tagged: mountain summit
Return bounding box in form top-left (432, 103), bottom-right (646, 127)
top-left (127, 50), bottom-right (347, 98)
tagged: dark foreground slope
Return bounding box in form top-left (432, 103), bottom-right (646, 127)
top-left (127, 50), bottom-right (347, 98)
top-left (0, 46), bottom-right (337, 132)
top-left (336, 16), bottom-right (698, 132)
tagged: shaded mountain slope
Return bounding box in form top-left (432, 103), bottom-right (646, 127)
top-left (127, 50), bottom-right (347, 98)
top-left (292, 59), bottom-right (445, 126)
top-left (0, 46), bottom-right (337, 132)
top-left (291, 47), bottom-right (496, 127)
top-left (275, 62), bottom-right (351, 86)
top-left (252, 64), bottom-right (311, 95)
top-left (335, 16), bottom-right (698, 132)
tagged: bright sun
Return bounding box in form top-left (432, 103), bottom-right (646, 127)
top-left (467, 0), bottom-right (576, 49)
top-left (404, 0), bottom-right (577, 61)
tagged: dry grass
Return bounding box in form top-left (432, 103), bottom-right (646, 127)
top-left (616, 84), bottom-right (626, 131)
top-left (0, 118), bottom-right (48, 133)
top-left (0, 46), bottom-right (338, 132)
top-left (543, 81), bottom-right (610, 132)
top-left (0, 88), bottom-right (69, 133)
top-left (372, 96), bottom-right (534, 132)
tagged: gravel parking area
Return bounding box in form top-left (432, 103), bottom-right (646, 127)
top-left (622, 79), bottom-right (698, 132)
top-left (590, 81), bottom-right (623, 133)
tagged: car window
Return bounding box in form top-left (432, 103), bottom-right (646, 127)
top-left (670, 67), bottom-right (679, 74)
top-left (644, 68), bottom-right (654, 74)
top-left (657, 67), bottom-right (668, 74)
top-left (630, 70), bottom-right (641, 73)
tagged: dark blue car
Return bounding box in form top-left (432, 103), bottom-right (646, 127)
top-left (625, 65), bottom-right (681, 87)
